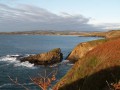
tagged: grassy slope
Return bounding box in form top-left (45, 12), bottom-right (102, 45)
top-left (84, 30), bottom-right (120, 38)
top-left (67, 36), bottom-right (120, 63)
top-left (53, 37), bottom-right (120, 90)
top-left (66, 38), bottom-right (108, 62)
top-left (106, 30), bottom-right (120, 38)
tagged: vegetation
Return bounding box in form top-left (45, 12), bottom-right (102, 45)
top-left (8, 30), bottom-right (120, 90)
top-left (53, 37), bottom-right (120, 90)
top-left (9, 69), bottom-right (57, 90)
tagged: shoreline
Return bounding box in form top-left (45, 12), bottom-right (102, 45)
top-left (0, 31), bottom-right (106, 38)
top-left (0, 29), bottom-right (120, 39)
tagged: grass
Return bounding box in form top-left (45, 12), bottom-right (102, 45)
top-left (67, 38), bottom-right (109, 62)
top-left (53, 37), bottom-right (120, 90)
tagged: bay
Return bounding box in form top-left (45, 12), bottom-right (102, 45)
top-left (0, 35), bottom-right (101, 90)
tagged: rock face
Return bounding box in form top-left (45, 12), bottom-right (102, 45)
top-left (66, 39), bottom-right (108, 63)
top-left (20, 48), bottom-right (63, 65)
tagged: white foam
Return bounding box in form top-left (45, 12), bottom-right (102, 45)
top-left (49, 64), bottom-right (58, 67)
top-left (60, 60), bottom-right (74, 66)
top-left (10, 54), bottom-right (20, 57)
top-left (60, 60), bottom-right (70, 64)
top-left (0, 54), bottom-right (35, 69)
top-left (0, 55), bottom-right (16, 62)
top-left (14, 61), bottom-right (35, 68)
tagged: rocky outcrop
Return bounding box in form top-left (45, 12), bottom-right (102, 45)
top-left (66, 39), bottom-right (108, 63)
top-left (20, 48), bottom-right (63, 65)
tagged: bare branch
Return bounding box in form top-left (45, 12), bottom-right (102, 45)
top-left (29, 76), bottom-right (45, 90)
top-left (8, 75), bottom-right (30, 90)
top-left (38, 73), bottom-right (44, 79)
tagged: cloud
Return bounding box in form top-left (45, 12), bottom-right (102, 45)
top-left (0, 4), bottom-right (104, 32)
top-left (95, 23), bottom-right (120, 30)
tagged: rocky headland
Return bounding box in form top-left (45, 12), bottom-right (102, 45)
top-left (53, 30), bottom-right (120, 90)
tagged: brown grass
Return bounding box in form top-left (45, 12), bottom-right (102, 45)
top-left (53, 37), bottom-right (120, 90)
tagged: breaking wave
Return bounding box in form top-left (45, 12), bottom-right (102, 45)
top-left (0, 54), bottom-right (35, 68)
top-left (0, 54), bottom-right (73, 69)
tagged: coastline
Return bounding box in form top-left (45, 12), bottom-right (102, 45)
top-left (0, 31), bottom-right (105, 38)
top-left (53, 30), bottom-right (120, 90)
top-left (1, 30), bottom-right (120, 39)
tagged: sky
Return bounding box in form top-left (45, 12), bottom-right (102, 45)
top-left (0, 0), bottom-right (120, 32)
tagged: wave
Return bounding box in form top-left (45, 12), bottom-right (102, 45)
top-left (14, 61), bottom-right (34, 68)
top-left (0, 54), bottom-right (73, 68)
top-left (0, 63), bottom-right (10, 67)
top-left (49, 60), bottom-right (74, 68)
top-left (60, 60), bottom-right (74, 66)
top-left (0, 83), bottom-right (34, 88)
top-left (0, 54), bottom-right (35, 69)
top-left (60, 60), bottom-right (70, 64)
top-left (0, 83), bottom-right (13, 88)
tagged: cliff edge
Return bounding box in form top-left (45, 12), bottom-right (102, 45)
top-left (66, 39), bottom-right (108, 63)
top-left (53, 37), bottom-right (120, 90)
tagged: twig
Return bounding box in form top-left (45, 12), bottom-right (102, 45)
top-left (29, 76), bottom-right (45, 90)
top-left (106, 80), bottom-right (112, 89)
top-left (8, 75), bottom-right (30, 90)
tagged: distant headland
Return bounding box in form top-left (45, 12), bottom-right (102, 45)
top-left (0, 30), bottom-right (120, 38)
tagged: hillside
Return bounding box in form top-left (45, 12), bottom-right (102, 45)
top-left (0, 31), bottom-right (92, 36)
top-left (80, 30), bottom-right (120, 38)
top-left (66, 36), bottom-right (120, 63)
top-left (66, 39), bottom-right (108, 62)
top-left (53, 37), bottom-right (120, 90)
top-left (0, 30), bottom-right (120, 38)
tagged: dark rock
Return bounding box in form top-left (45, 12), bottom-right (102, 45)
top-left (20, 48), bottom-right (63, 65)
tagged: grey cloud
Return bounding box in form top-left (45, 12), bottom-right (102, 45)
top-left (0, 4), bottom-right (103, 32)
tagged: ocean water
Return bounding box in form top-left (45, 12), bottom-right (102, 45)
top-left (0, 35), bottom-right (101, 90)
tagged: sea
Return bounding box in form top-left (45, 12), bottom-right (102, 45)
top-left (0, 35), bottom-right (101, 90)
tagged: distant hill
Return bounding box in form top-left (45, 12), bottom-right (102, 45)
top-left (79, 30), bottom-right (120, 38)
top-left (0, 31), bottom-right (89, 36)
top-left (0, 30), bottom-right (120, 38)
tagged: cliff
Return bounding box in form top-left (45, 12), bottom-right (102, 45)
top-left (53, 37), bottom-right (120, 90)
top-left (67, 36), bottom-right (120, 63)
top-left (66, 39), bottom-right (108, 63)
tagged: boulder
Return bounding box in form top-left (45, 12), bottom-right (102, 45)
top-left (20, 48), bottom-right (63, 65)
